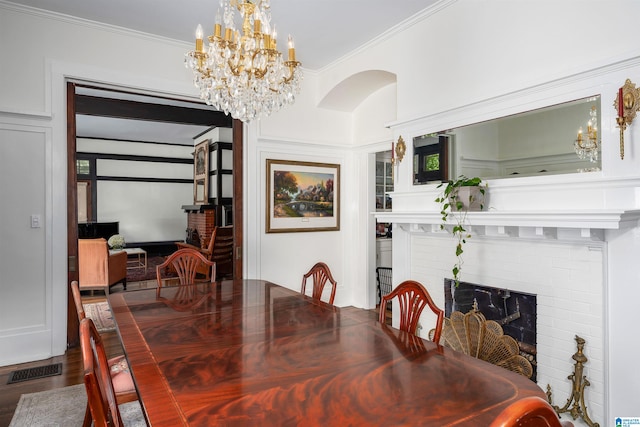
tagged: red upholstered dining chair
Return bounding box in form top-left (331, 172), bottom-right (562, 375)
top-left (156, 248), bottom-right (216, 294)
top-left (379, 280), bottom-right (444, 341)
top-left (489, 396), bottom-right (574, 427)
top-left (71, 281), bottom-right (138, 427)
top-left (80, 317), bottom-right (128, 427)
top-left (301, 262), bottom-right (337, 305)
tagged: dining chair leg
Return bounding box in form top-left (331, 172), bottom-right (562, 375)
top-left (83, 403), bottom-right (92, 427)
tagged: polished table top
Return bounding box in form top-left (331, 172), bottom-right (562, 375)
top-left (108, 280), bottom-right (545, 426)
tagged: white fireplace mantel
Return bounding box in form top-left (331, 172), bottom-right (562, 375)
top-left (375, 209), bottom-right (640, 243)
top-left (376, 209), bottom-right (640, 230)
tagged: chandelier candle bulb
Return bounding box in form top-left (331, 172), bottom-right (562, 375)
top-left (195, 24), bottom-right (204, 52)
top-left (214, 11), bottom-right (222, 38)
top-left (288, 35), bottom-right (295, 61)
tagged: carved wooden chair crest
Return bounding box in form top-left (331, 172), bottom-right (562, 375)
top-left (301, 262), bottom-right (337, 305)
top-left (379, 280), bottom-right (444, 342)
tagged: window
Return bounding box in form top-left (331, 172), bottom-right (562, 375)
top-left (376, 160), bottom-right (393, 211)
top-left (76, 159), bottom-right (91, 176)
top-left (413, 134), bottom-right (449, 184)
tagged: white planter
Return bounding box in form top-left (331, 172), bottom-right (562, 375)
top-left (449, 186), bottom-right (484, 211)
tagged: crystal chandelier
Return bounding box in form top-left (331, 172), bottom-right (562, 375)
top-left (184, 0), bottom-right (303, 123)
top-left (574, 105), bottom-right (599, 164)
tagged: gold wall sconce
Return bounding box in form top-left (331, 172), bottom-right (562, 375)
top-left (392, 136), bottom-right (406, 163)
top-left (391, 136), bottom-right (406, 177)
top-left (614, 79), bottom-right (640, 160)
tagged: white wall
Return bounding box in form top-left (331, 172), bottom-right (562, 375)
top-left (0, 125), bottom-right (52, 363)
top-left (78, 138), bottom-right (193, 243)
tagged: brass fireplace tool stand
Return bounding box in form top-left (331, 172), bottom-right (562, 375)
top-left (546, 335), bottom-right (599, 427)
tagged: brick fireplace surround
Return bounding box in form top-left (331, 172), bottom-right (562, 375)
top-left (183, 206), bottom-right (215, 249)
top-left (376, 173), bottom-right (640, 426)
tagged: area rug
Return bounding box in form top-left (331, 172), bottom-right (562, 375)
top-left (9, 384), bottom-right (146, 426)
top-left (84, 301), bottom-right (115, 333)
top-left (126, 255), bottom-right (175, 283)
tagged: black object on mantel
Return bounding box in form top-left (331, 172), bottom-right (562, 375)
top-left (181, 204), bottom-right (215, 213)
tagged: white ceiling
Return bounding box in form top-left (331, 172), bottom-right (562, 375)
top-left (9, 0), bottom-right (439, 70)
top-left (10, 0), bottom-right (441, 143)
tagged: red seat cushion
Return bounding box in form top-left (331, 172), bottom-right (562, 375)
top-left (108, 355), bottom-right (135, 394)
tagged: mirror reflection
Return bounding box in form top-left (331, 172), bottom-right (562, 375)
top-left (413, 95), bottom-right (601, 184)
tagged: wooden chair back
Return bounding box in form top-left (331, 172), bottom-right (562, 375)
top-left (210, 226), bottom-right (234, 278)
top-left (379, 280), bottom-right (444, 341)
top-left (301, 262), bottom-right (337, 305)
top-left (80, 317), bottom-right (124, 427)
top-left (71, 280), bottom-right (86, 321)
top-left (489, 396), bottom-right (574, 427)
top-left (175, 226), bottom-right (233, 278)
top-left (156, 248), bottom-right (216, 292)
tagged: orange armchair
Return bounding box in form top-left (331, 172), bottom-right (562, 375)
top-left (78, 238), bottom-right (127, 294)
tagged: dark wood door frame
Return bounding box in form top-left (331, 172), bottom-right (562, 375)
top-left (232, 119), bottom-right (243, 279)
top-left (66, 82), bottom-right (80, 347)
top-left (66, 82), bottom-right (244, 347)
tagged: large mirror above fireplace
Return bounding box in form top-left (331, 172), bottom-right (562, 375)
top-left (413, 95), bottom-right (601, 183)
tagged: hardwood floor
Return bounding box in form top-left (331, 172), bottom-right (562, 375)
top-left (0, 294), bottom-right (123, 426)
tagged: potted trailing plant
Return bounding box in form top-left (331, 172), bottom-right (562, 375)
top-left (435, 176), bottom-right (486, 286)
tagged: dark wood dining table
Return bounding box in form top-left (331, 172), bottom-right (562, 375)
top-left (108, 279), bottom-right (546, 426)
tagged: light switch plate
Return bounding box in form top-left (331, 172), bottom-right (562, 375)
top-left (31, 214), bottom-right (41, 228)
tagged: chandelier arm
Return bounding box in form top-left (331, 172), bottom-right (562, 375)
top-left (283, 61), bottom-right (300, 84)
top-left (250, 49), bottom-right (269, 79)
top-left (226, 60), bottom-right (243, 77)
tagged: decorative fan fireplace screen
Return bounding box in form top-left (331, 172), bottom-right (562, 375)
top-left (439, 279), bottom-right (537, 380)
top-left (433, 307), bottom-right (533, 379)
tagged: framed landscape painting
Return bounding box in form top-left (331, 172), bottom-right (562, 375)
top-left (266, 159), bottom-right (340, 233)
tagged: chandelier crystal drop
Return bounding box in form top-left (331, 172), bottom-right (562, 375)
top-left (184, 0), bottom-right (303, 123)
top-left (574, 105), bottom-right (600, 166)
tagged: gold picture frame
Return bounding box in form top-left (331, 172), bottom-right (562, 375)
top-left (266, 159), bottom-right (340, 233)
top-left (193, 140), bottom-right (209, 204)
